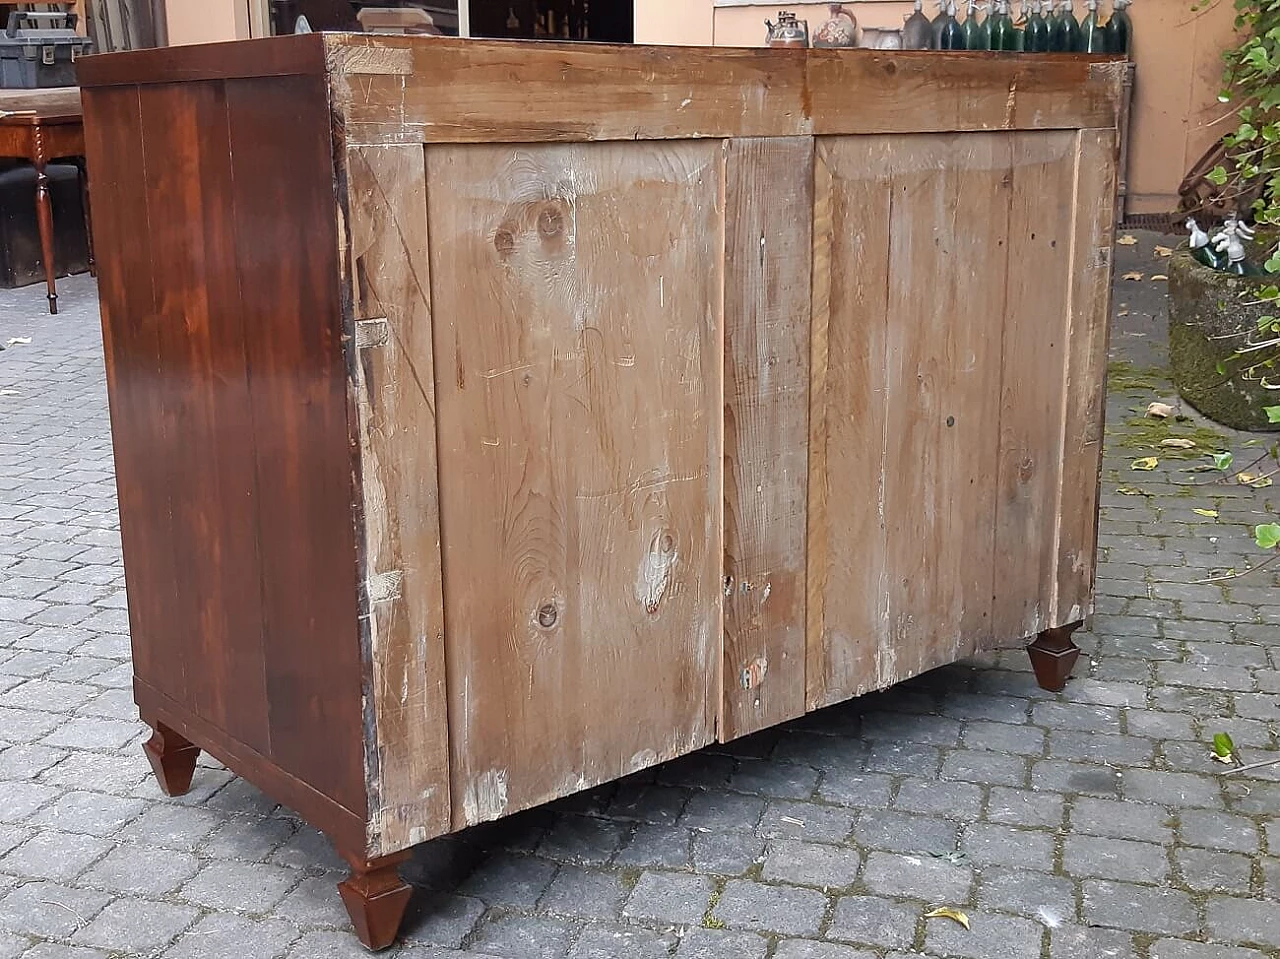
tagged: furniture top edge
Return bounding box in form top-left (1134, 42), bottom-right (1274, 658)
top-left (77, 33), bottom-right (327, 87)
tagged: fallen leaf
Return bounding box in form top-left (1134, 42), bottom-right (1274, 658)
top-left (1160, 438), bottom-right (1197, 449)
top-left (1151, 274), bottom-right (1169, 281)
top-left (1131, 457), bottom-right (1159, 471)
top-left (1117, 234), bottom-right (1138, 245)
top-left (924, 907), bottom-right (971, 930)
top-left (1251, 476), bottom-right (1274, 489)
top-left (5, 337), bottom-right (31, 346)
top-left (1212, 732), bottom-right (1237, 764)
top-left (1115, 486), bottom-right (1148, 495)
top-left (1193, 508), bottom-right (1219, 517)
top-left (1237, 472), bottom-right (1259, 484)
top-left (1117, 310), bottom-right (1130, 316)
top-left (1122, 271), bottom-right (1145, 280)
top-left (1155, 245), bottom-right (1174, 256)
top-left (1146, 402), bottom-right (1173, 418)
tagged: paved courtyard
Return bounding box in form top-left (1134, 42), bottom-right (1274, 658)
top-left (0, 232), bottom-right (1277, 959)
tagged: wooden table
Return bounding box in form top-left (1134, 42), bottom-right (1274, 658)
top-left (0, 87), bottom-right (91, 314)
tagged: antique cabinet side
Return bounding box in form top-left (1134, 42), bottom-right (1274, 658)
top-left (81, 42), bottom-right (371, 852)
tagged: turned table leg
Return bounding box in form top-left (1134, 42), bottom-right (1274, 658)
top-left (75, 157), bottom-right (94, 277)
top-left (337, 851), bottom-right (413, 951)
top-left (1027, 621), bottom-right (1083, 692)
top-left (142, 721), bottom-right (201, 796)
top-left (33, 159), bottom-right (58, 315)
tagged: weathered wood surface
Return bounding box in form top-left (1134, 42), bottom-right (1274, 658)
top-left (722, 137), bottom-right (812, 740)
top-left (322, 35), bottom-right (1126, 145)
top-left (344, 144), bottom-right (452, 852)
top-left (426, 142), bottom-right (723, 830)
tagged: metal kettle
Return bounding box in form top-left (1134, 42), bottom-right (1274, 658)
top-left (765, 11), bottom-right (810, 47)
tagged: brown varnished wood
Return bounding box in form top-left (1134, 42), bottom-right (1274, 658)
top-left (1028, 621), bottom-right (1084, 691)
top-left (223, 74), bottom-right (368, 819)
top-left (990, 131), bottom-right (1077, 643)
top-left (76, 32), bottom-right (325, 87)
top-left (325, 35), bottom-right (1125, 145)
top-left (133, 80), bottom-right (272, 755)
top-left (141, 719), bottom-right (200, 797)
top-left (344, 143), bottom-right (452, 853)
top-left (337, 851), bottom-right (413, 951)
top-left (428, 141), bottom-right (722, 830)
top-left (722, 136), bottom-right (811, 739)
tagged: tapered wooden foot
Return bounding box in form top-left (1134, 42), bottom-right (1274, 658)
top-left (337, 851), bottom-right (413, 951)
top-left (1027, 622), bottom-right (1083, 692)
top-left (142, 721), bottom-right (201, 797)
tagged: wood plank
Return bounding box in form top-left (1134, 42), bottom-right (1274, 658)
top-left (134, 81), bottom-right (271, 753)
top-left (224, 75), bottom-right (368, 823)
top-left (721, 136), bottom-right (811, 740)
top-left (1053, 128), bottom-right (1118, 625)
top-left (989, 131), bottom-right (1078, 643)
top-left (82, 85), bottom-right (171, 699)
top-left (344, 143), bottom-right (451, 853)
top-left (325, 35), bottom-right (1126, 145)
top-left (879, 132), bottom-right (1011, 679)
top-left (77, 33), bottom-right (325, 87)
top-left (427, 140), bottom-right (722, 830)
top-left (806, 136), bottom-right (894, 708)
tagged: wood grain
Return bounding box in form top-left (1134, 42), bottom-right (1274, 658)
top-left (325, 35), bottom-right (1126, 146)
top-left (427, 141), bottom-right (722, 829)
top-left (1053, 128), bottom-right (1118, 625)
top-left (806, 136), bottom-right (894, 709)
top-left (344, 143), bottom-right (452, 854)
top-left (990, 131), bottom-right (1078, 643)
top-left (721, 137), bottom-right (812, 740)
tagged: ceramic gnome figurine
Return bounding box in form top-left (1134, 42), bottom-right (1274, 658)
top-left (813, 4), bottom-right (858, 46)
top-left (1211, 215), bottom-right (1255, 275)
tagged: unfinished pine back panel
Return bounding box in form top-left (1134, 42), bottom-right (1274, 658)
top-left (82, 36), bottom-right (1122, 877)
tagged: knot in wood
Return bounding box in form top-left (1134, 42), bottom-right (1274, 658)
top-left (538, 206), bottom-right (565, 238)
top-left (493, 229), bottom-right (515, 255)
top-left (536, 603), bottom-right (559, 628)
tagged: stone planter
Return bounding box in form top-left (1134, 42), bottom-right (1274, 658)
top-left (1168, 251), bottom-right (1280, 432)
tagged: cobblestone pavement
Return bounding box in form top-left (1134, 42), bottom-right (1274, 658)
top-left (0, 231), bottom-right (1277, 959)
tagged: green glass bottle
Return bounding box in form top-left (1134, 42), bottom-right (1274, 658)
top-left (1024, 0), bottom-right (1050, 50)
top-left (1104, 0), bottom-right (1131, 54)
top-left (988, 0), bottom-right (1018, 50)
top-left (1079, 0), bottom-right (1106, 51)
top-left (939, 0), bottom-right (967, 47)
top-left (903, 0), bottom-right (934, 48)
top-left (930, 0), bottom-right (951, 47)
top-left (962, 0), bottom-right (990, 49)
top-left (1050, 0), bottom-right (1080, 51)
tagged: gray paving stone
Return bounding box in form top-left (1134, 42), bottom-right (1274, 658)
top-left (758, 801), bottom-right (855, 844)
top-left (0, 880), bottom-right (112, 938)
top-left (711, 879), bottom-right (827, 936)
top-left (179, 859), bottom-right (300, 912)
top-left (894, 779), bottom-right (983, 819)
top-left (1064, 835), bottom-right (1170, 882)
top-left (458, 854), bottom-right (557, 908)
top-left (163, 912), bottom-right (301, 959)
top-left (73, 897), bottom-right (199, 952)
top-left (827, 896), bottom-right (918, 949)
top-left (941, 750), bottom-right (1028, 787)
top-left (27, 790), bottom-right (144, 837)
top-left (773, 941), bottom-right (876, 959)
top-left (673, 927), bottom-right (769, 959)
top-left (1206, 897), bottom-right (1280, 949)
top-left (962, 823), bottom-right (1055, 870)
top-left (538, 816), bottom-right (626, 866)
top-left (727, 759), bottom-right (820, 799)
top-left (984, 787), bottom-right (1063, 828)
top-left (762, 839), bottom-right (860, 889)
top-left (853, 810), bottom-right (958, 854)
top-left (818, 770), bottom-right (896, 808)
top-left (567, 923), bottom-right (676, 959)
top-left (273, 876), bottom-right (350, 928)
top-left (1082, 880), bottom-right (1198, 935)
top-left (693, 828), bottom-right (765, 874)
top-left (1047, 925), bottom-right (1136, 959)
top-left (613, 824), bottom-right (691, 869)
top-left (0, 830), bottom-right (111, 880)
top-left (977, 868), bottom-right (1075, 921)
top-left (1048, 731), bottom-right (1155, 766)
top-left (469, 915), bottom-right (577, 959)
top-left (1150, 941), bottom-right (1272, 959)
top-left (679, 792), bottom-right (766, 832)
top-left (1124, 770), bottom-right (1224, 809)
top-left (1175, 848), bottom-right (1253, 894)
top-left (81, 841), bottom-right (199, 895)
top-left (1070, 797), bottom-right (1174, 843)
top-left (539, 866), bottom-right (625, 917)
top-left (1031, 760), bottom-right (1124, 797)
top-left (861, 851), bottom-right (972, 902)
top-left (1124, 710), bottom-right (1195, 740)
top-left (864, 741), bottom-right (942, 777)
top-left (622, 871), bottom-right (713, 925)
top-left (202, 815), bottom-right (296, 862)
top-left (924, 911), bottom-right (1042, 959)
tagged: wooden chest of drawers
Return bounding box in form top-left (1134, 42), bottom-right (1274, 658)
top-left (80, 34), bottom-right (1122, 949)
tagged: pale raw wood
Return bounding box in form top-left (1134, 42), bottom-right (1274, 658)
top-left (1053, 129), bottom-right (1118, 625)
top-left (323, 35), bottom-right (1125, 146)
top-left (806, 136), bottom-right (894, 709)
top-left (426, 141), bottom-right (722, 829)
top-left (722, 137), bottom-right (812, 740)
top-left (880, 133), bottom-right (1011, 674)
top-left (345, 144), bottom-right (451, 854)
top-left (990, 131), bottom-right (1078, 644)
